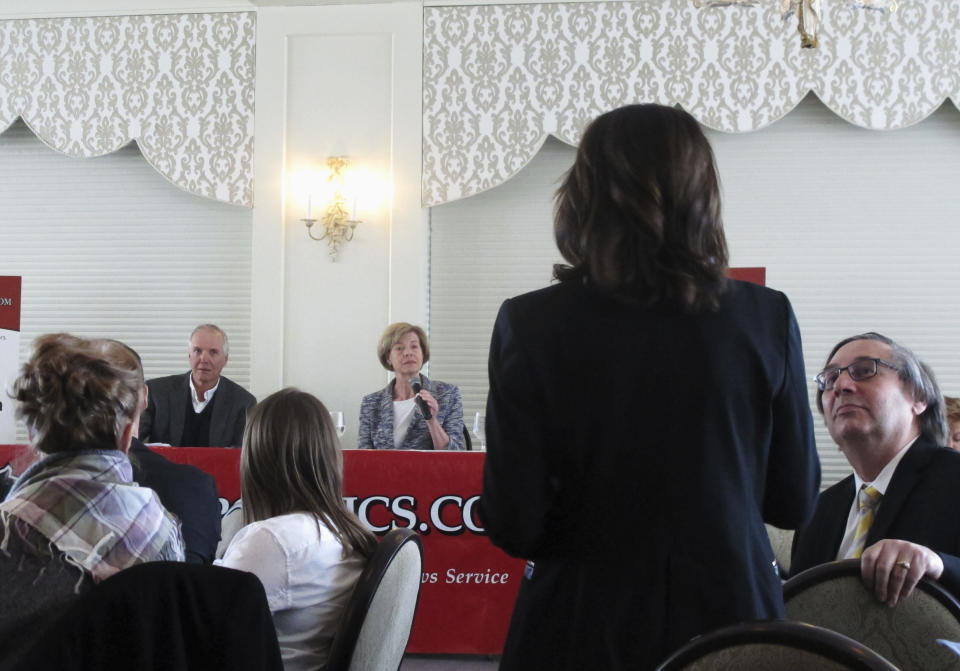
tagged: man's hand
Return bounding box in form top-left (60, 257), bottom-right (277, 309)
top-left (861, 539), bottom-right (944, 607)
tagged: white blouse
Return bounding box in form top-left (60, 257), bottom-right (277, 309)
top-left (392, 397), bottom-right (417, 448)
top-left (216, 512), bottom-right (366, 670)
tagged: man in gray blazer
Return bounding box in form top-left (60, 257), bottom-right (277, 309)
top-left (139, 324), bottom-right (255, 447)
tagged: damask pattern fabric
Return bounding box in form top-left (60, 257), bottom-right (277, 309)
top-left (0, 12), bottom-right (255, 207)
top-left (423, 0), bottom-right (960, 206)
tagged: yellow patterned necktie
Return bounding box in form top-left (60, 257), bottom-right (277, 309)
top-left (850, 485), bottom-right (882, 559)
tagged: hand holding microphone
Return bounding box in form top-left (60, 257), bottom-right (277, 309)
top-left (409, 376), bottom-right (434, 420)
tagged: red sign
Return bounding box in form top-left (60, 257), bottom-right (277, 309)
top-left (336, 450), bottom-right (524, 653)
top-left (0, 276), bottom-right (21, 332)
top-left (728, 266), bottom-right (766, 285)
top-left (0, 445), bottom-right (522, 654)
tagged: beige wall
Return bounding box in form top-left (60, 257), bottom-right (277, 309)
top-left (252, 4), bottom-right (426, 447)
top-left (0, 1), bottom-right (428, 448)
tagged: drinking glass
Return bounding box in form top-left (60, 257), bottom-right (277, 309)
top-left (472, 412), bottom-right (486, 451)
top-left (330, 411), bottom-right (346, 438)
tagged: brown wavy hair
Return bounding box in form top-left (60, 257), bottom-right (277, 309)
top-left (13, 333), bottom-right (142, 454)
top-left (241, 388), bottom-right (376, 559)
top-left (554, 104), bottom-right (729, 311)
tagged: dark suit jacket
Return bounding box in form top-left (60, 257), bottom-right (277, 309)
top-left (128, 439), bottom-right (221, 564)
top-left (13, 562), bottom-right (283, 671)
top-left (482, 279), bottom-right (820, 671)
top-left (791, 439), bottom-right (960, 596)
top-left (140, 372), bottom-right (255, 447)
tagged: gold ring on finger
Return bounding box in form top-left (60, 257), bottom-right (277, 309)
top-left (895, 559), bottom-right (911, 570)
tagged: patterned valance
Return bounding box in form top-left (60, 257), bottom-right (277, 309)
top-left (0, 12), bottom-right (255, 207)
top-left (422, 0), bottom-right (960, 206)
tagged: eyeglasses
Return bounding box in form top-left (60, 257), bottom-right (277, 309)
top-left (815, 358), bottom-right (900, 391)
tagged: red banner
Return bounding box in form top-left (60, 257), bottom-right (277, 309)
top-left (0, 276), bottom-right (21, 332)
top-left (0, 445), bottom-right (522, 654)
top-left (728, 266), bottom-right (766, 285)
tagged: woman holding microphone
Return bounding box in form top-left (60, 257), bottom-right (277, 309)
top-left (357, 322), bottom-right (464, 450)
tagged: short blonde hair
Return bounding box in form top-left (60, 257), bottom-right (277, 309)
top-left (376, 322), bottom-right (429, 371)
top-left (945, 396), bottom-right (960, 426)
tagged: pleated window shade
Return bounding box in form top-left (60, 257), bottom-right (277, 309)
top-left (0, 119), bottom-right (253, 442)
top-left (429, 95), bottom-right (960, 488)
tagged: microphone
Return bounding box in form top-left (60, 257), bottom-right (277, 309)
top-left (409, 376), bottom-right (433, 420)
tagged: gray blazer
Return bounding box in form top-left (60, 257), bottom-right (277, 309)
top-left (357, 375), bottom-right (465, 450)
top-left (140, 372), bottom-right (256, 447)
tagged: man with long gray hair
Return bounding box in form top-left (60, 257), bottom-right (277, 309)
top-left (792, 332), bottom-right (960, 606)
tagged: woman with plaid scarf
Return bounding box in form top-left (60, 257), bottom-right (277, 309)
top-left (0, 333), bottom-right (184, 655)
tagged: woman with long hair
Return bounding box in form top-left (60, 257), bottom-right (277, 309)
top-left (481, 104), bottom-right (821, 669)
top-left (217, 388), bottom-right (376, 670)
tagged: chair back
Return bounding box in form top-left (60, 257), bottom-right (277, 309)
top-left (783, 558), bottom-right (960, 670)
top-left (655, 620), bottom-right (898, 670)
top-left (13, 561), bottom-right (283, 671)
top-left (325, 527), bottom-right (424, 671)
top-left (463, 425), bottom-right (472, 450)
top-left (765, 523), bottom-right (794, 577)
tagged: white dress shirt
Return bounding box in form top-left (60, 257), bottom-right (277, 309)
top-left (188, 376), bottom-right (220, 414)
top-left (216, 512), bottom-right (366, 670)
top-left (836, 437), bottom-right (916, 560)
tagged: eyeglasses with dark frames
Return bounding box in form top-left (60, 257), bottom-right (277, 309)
top-left (815, 357), bottom-right (900, 391)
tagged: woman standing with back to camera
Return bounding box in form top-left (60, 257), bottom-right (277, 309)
top-left (481, 104), bottom-right (821, 669)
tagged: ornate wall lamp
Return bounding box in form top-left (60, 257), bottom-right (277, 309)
top-left (302, 156), bottom-right (360, 260)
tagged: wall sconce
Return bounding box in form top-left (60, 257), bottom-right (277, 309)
top-left (303, 156), bottom-right (359, 260)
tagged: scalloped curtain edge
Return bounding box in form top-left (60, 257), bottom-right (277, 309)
top-left (1, 114), bottom-right (251, 208)
top-left (422, 91), bottom-right (960, 208)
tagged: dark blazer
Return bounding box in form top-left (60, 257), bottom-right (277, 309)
top-left (128, 439), bottom-right (222, 564)
top-left (482, 280), bottom-right (820, 670)
top-left (357, 375), bottom-right (465, 450)
top-left (140, 372), bottom-right (255, 447)
top-left (13, 562), bottom-right (283, 671)
top-left (791, 439), bottom-right (960, 596)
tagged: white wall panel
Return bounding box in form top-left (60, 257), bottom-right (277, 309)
top-left (254, 3), bottom-right (425, 448)
top-left (430, 95), bottom-right (960, 487)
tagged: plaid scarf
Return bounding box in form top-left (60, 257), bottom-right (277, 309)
top-left (0, 448), bottom-right (184, 582)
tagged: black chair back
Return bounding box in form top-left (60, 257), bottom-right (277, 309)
top-left (783, 558), bottom-right (960, 671)
top-left (655, 620), bottom-right (898, 670)
top-left (13, 561), bottom-right (283, 671)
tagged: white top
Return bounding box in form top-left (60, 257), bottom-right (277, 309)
top-left (216, 512), bottom-right (366, 670)
top-left (836, 437), bottom-right (915, 559)
top-left (188, 375), bottom-right (221, 414)
top-left (393, 398), bottom-right (417, 448)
